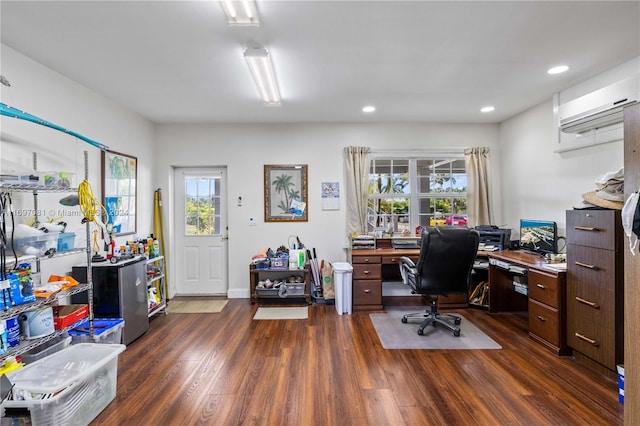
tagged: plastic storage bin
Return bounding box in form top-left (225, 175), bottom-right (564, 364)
top-left (269, 256), bottom-right (289, 269)
top-left (20, 333), bottom-right (72, 364)
top-left (333, 262), bottom-right (353, 315)
top-left (68, 318), bottom-right (124, 344)
top-left (618, 364), bottom-right (624, 404)
top-left (4, 343), bottom-right (126, 425)
top-left (6, 232), bottom-right (59, 257)
top-left (284, 283), bottom-right (305, 296)
top-left (57, 232), bottom-right (76, 252)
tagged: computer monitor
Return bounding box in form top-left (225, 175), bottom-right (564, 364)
top-left (519, 219), bottom-right (557, 255)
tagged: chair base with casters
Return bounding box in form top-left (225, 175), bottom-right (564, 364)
top-left (400, 295), bottom-right (463, 336)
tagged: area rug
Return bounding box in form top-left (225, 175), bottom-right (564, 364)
top-left (167, 299), bottom-right (228, 314)
top-left (370, 307), bottom-right (501, 350)
top-left (253, 306), bottom-right (309, 320)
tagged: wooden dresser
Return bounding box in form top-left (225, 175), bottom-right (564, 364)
top-left (566, 209), bottom-right (624, 377)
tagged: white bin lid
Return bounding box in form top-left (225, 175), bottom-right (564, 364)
top-left (333, 262), bottom-right (353, 272)
top-left (7, 343), bottom-right (125, 394)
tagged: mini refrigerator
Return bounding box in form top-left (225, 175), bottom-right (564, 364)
top-left (72, 256), bottom-right (149, 345)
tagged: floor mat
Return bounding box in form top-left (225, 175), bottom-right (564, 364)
top-left (253, 306), bottom-right (308, 320)
top-left (370, 306), bottom-right (502, 350)
top-left (167, 299), bottom-right (228, 314)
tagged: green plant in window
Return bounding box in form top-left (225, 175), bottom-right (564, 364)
top-left (185, 197), bottom-right (216, 234)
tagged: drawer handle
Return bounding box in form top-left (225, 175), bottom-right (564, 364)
top-left (574, 226), bottom-right (600, 232)
top-left (363, 270), bottom-right (371, 275)
top-left (574, 261), bottom-right (598, 270)
top-left (390, 258), bottom-right (397, 262)
top-left (536, 315), bottom-right (546, 322)
top-left (364, 289), bottom-right (371, 293)
top-left (364, 258), bottom-right (370, 263)
top-left (575, 333), bottom-right (599, 347)
top-left (536, 284), bottom-right (546, 290)
top-left (575, 296), bottom-right (600, 309)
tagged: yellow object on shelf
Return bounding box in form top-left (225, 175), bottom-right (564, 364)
top-left (0, 357), bottom-right (24, 375)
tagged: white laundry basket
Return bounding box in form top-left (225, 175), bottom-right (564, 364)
top-left (333, 262), bottom-right (353, 315)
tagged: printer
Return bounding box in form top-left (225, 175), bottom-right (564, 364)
top-left (475, 225), bottom-right (512, 250)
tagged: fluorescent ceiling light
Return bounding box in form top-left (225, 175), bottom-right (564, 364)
top-left (220, 0), bottom-right (259, 26)
top-left (362, 106), bottom-right (376, 113)
top-left (548, 65), bottom-right (569, 75)
top-left (480, 106), bottom-right (495, 113)
top-left (244, 48), bottom-right (281, 106)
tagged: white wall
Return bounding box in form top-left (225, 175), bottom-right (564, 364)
top-left (497, 58), bottom-right (638, 246)
top-left (1, 45), bottom-right (155, 278)
top-left (155, 123), bottom-right (500, 298)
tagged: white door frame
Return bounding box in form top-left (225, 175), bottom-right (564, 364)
top-left (172, 166), bottom-right (228, 296)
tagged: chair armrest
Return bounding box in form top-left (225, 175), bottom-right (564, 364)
top-left (398, 256), bottom-right (418, 285)
top-left (399, 256), bottom-right (415, 268)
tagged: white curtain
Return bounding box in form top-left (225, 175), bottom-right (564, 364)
top-left (464, 146), bottom-right (493, 226)
top-left (344, 146), bottom-right (371, 236)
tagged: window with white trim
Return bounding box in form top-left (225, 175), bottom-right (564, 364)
top-left (367, 156), bottom-right (467, 234)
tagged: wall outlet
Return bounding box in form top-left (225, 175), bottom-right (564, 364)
top-left (249, 217), bottom-right (256, 226)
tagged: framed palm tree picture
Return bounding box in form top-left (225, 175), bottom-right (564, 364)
top-left (264, 164), bottom-right (308, 222)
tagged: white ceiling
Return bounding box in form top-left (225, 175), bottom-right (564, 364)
top-left (1, 1), bottom-right (639, 124)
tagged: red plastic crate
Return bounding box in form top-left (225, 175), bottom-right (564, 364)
top-left (53, 304), bottom-right (89, 330)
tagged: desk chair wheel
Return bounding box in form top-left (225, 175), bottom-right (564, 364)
top-left (401, 316), bottom-right (408, 324)
top-left (454, 317), bottom-right (462, 325)
top-left (417, 326), bottom-right (425, 335)
top-left (453, 329), bottom-right (461, 337)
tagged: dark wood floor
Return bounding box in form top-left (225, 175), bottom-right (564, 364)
top-left (93, 298), bottom-right (624, 425)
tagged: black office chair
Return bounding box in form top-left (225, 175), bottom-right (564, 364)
top-left (399, 226), bottom-right (480, 336)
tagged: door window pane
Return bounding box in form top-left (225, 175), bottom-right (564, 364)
top-left (184, 177), bottom-right (220, 235)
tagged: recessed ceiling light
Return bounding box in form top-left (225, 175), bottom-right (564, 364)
top-left (548, 65), bottom-right (569, 75)
top-left (362, 106), bottom-right (376, 113)
top-left (480, 106), bottom-right (495, 113)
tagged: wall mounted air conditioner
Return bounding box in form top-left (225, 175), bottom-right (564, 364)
top-left (555, 75), bottom-right (639, 153)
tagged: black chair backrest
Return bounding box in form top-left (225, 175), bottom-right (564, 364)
top-left (414, 226), bottom-right (480, 296)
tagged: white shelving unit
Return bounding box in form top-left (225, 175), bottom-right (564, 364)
top-left (146, 255), bottom-right (167, 317)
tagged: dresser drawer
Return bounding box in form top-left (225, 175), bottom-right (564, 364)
top-left (566, 285), bottom-right (615, 331)
top-left (351, 255), bottom-right (381, 264)
top-left (529, 299), bottom-right (560, 347)
top-left (353, 280), bottom-right (382, 306)
top-left (382, 255), bottom-right (418, 265)
top-left (353, 263), bottom-right (382, 280)
top-left (527, 270), bottom-right (560, 308)
top-left (567, 245), bottom-right (617, 293)
top-left (567, 317), bottom-right (616, 369)
top-left (566, 210), bottom-right (619, 250)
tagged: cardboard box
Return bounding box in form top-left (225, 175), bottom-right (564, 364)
top-left (53, 304), bottom-right (89, 330)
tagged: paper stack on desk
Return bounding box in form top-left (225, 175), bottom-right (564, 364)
top-left (544, 262), bottom-right (567, 271)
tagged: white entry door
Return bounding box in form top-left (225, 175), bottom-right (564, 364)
top-left (174, 168), bottom-right (228, 295)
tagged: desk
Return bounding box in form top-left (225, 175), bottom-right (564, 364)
top-left (487, 250), bottom-right (568, 355)
top-left (349, 248), bottom-right (476, 310)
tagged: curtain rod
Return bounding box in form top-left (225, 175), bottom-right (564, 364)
top-left (369, 147), bottom-right (466, 157)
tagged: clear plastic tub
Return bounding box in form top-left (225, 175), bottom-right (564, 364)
top-left (4, 343), bottom-right (126, 425)
top-left (68, 319), bottom-right (124, 344)
top-left (20, 333), bottom-right (72, 364)
top-left (6, 232), bottom-right (59, 257)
